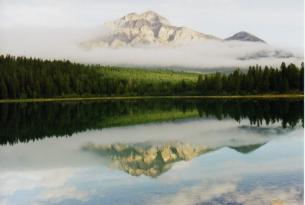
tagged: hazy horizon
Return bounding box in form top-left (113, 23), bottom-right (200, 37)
top-left (0, 0), bottom-right (304, 69)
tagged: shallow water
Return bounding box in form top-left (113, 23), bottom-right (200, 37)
top-left (0, 99), bottom-right (303, 205)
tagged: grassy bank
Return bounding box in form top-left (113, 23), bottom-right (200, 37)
top-left (0, 94), bottom-right (303, 104)
top-left (100, 67), bottom-right (199, 83)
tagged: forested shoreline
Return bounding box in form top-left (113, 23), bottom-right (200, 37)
top-left (0, 55), bottom-right (303, 99)
top-left (1, 99), bottom-right (303, 145)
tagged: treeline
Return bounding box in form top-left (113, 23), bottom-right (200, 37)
top-left (197, 63), bottom-right (304, 95)
top-left (0, 55), bottom-right (103, 98)
top-left (0, 55), bottom-right (303, 99)
top-left (0, 99), bottom-right (303, 145)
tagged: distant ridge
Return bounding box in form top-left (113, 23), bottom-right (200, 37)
top-left (225, 31), bottom-right (266, 43)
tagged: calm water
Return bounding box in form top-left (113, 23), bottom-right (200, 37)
top-left (0, 99), bottom-right (304, 205)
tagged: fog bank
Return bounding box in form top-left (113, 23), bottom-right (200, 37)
top-left (0, 28), bottom-right (303, 70)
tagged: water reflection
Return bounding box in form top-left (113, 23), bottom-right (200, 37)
top-left (82, 142), bottom-right (211, 177)
top-left (0, 99), bottom-right (303, 205)
top-left (82, 141), bottom-right (269, 177)
top-left (2, 119), bottom-right (291, 171)
top-left (0, 99), bottom-right (303, 145)
top-left (0, 126), bottom-right (302, 205)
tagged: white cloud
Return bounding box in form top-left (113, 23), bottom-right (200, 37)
top-left (150, 179), bottom-right (303, 205)
top-left (0, 168), bottom-right (90, 204)
top-left (233, 186), bottom-right (303, 205)
top-left (0, 27), bottom-right (302, 69)
top-left (151, 180), bottom-right (238, 205)
top-left (39, 186), bottom-right (89, 203)
top-left (0, 169), bottom-right (72, 197)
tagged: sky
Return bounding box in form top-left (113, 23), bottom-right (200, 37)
top-left (0, 0), bottom-right (303, 49)
top-left (0, 0), bottom-right (303, 68)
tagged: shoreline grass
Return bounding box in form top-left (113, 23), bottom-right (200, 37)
top-left (0, 94), bottom-right (303, 104)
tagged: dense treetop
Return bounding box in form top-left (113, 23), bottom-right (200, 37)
top-left (0, 55), bottom-right (303, 99)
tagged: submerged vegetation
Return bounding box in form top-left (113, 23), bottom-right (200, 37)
top-left (0, 55), bottom-right (303, 99)
top-left (0, 99), bottom-right (303, 145)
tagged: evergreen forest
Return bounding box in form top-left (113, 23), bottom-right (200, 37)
top-left (0, 55), bottom-right (303, 99)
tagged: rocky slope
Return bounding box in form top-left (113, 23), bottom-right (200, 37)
top-left (82, 11), bottom-right (220, 48)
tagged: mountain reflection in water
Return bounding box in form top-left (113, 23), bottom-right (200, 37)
top-left (82, 141), bottom-right (267, 177)
top-left (82, 142), bottom-right (211, 177)
top-left (0, 100), bottom-right (303, 205)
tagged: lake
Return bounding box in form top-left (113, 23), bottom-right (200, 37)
top-left (0, 99), bottom-right (303, 205)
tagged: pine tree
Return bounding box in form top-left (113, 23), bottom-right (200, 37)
top-left (0, 79), bottom-right (8, 99)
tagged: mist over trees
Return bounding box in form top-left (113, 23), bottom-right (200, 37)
top-left (0, 55), bottom-right (303, 99)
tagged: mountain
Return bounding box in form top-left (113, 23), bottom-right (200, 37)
top-left (225, 31), bottom-right (266, 43)
top-left (81, 11), bottom-right (272, 49)
top-left (82, 142), bottom-right (211, 177)
top-left (80, 10), bottom-right (297, 63)
top-left (82, 11), bottom-right (220, 48)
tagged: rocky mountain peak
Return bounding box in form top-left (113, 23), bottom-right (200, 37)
top-left (140, 10), bottom-right (170, 24)
top-left (225, 31), bottom-right (266, 43)
top-left (109, 10), bottom-right (171, 29)
top-left (82, 10), bottom-right (220, 48)
top-left (81, 11), bottom-right (274, 50)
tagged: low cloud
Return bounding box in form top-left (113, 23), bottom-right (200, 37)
top-left (0, 27), bottom-right (303, 70)
top-left (0, 168), bottom-right (90, 205)
top-left (152, 180), bottom-right (238, 205)
top-left (150, 179), bottom-right (303, 205)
